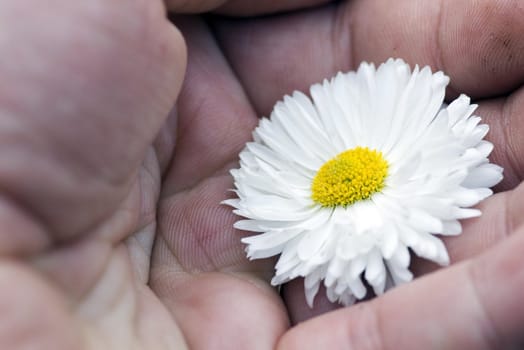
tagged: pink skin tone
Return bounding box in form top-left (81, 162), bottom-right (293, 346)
top-left (0, 0), bottom-right (523, 349)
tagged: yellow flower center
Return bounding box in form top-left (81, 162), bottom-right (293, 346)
top-left (311, 147), bottom-right (388, 207)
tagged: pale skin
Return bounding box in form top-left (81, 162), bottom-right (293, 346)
top-left (1, 0), bottom-right (523, 349)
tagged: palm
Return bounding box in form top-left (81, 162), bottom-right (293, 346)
top-left (2, 1), bottom-right (524, 350)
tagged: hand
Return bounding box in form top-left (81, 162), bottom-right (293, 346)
top-left (170, 0), bottom-right (524, 348)
top-left (1, 1), bottom-right (523, 350)
top-left (201, 1), bottom-right (524, 348)
top-left (0, 1), bottom-right (290, 349)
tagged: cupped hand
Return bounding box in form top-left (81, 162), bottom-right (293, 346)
top-left (1, 1), bottom-right (524, 350)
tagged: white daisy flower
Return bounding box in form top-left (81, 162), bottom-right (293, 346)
top-left (224, 58), bottom-right (503, 307)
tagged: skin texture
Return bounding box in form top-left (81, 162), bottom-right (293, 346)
top-left (0, 0), bottom-right (523, 349)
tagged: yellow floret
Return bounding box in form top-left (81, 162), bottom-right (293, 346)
top-left (311, 146), bottom-right (388, 207)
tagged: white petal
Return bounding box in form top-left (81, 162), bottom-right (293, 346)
top-left (304, 267), bottom-right (323, 299)
top-left (255, 118), bottom-right (323, 170)
top-left (274, 235), bottom-right (303, 271)
top-left (241, 229), bottom-right (303, 250)
top-left (463, 124), bottom-right (489, 148)
top-left (379, 224), bottom-right (399, 259)
top-left (331, 72), bottom-right (363, 148)
top-left (222, 198), bottom-right (240, 208)
top-left (339, 293), bottom-right (357, 307)
top-left (365, 250), bottom-right (387, 295)
top-left (410, 232), bottom-right (450, 265)
top-left (402, 196), bottom-right (455, 220)
top-left (310, 81), bottom-right (346, 152)
top-left (447, 94), bottom-right (473, 126)
top-left (242, 197), bottom-right (316, 221)
top-left (305, 279), bottom-right (321, 307)
top-left (347, 277), bottom-right (367, 299)
top-left (325, 285), bottom-right (339, 303)
top-left (398, 226), bottom-right (420, 247)
top-left (386, 259), bottom-right (413, 285)
top-left (349, 255), bottom-right (367, 279)
top-left (387, 152), bottom-right (422, 183)
top-left (272, 100), bottom-right (332, 160)
top-left (326, 256), bottom-right (346, 287)
top-left (408, 208), bottom-right (444, 233)
top-left (246, 245), bottom-right (285, 260)
top-left (462, 163), bottom-right (503, 188)
top-left (297, 224), bottom-right (332, 261)
top-left (451, 188), bottom-right (491, 207)
top-left (452, 207), bottom-right (481, 219)
top-left (364, 249), bottom-right (384, 282)
top-left (441, 220), bottom-right (463, 236)
top-left (308, 230), bottom-right (339, 265)
top-left (389, 243), bottom-right (410, 268)
top-left (334, 280), bottom-right (348, 296)
top-left (369, 59), bottom-right (411, 150)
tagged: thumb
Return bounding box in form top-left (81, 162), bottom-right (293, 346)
top-left (0, 0), bottom-right (186, 244)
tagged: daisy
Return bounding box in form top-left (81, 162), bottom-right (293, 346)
top-left (224, 58), bottom-right (503, 307)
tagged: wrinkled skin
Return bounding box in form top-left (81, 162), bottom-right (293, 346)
top-left (1, 0), bottom-right (524, 349)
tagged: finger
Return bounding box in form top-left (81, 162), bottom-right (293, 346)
top-left (348, 0), bottom-right (524, 98)
top-left (213, 0), bottom-right (524, 116)
top-left (161, 16), bottom-right (257, 196)
top-left (278, 225), bottom-right (524, 350)
top-left (477, 92), bottom-right (524, 191)
top-left (166, 0), bottom-right (330, 15)
top-left (150, 17), bottom-right (288, 349)
top-left (0, 0), bottom-right (186, 242)
top-left (1, 249), bottom-right (188, 349)
top-left (150, 176), bottom-right (289, 349)
top-left (0, 260), bottom-right (80, 349)
top-left (212, 5), bottom-right (343, 116)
